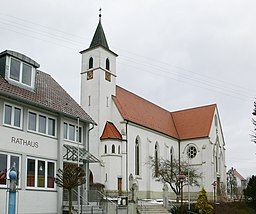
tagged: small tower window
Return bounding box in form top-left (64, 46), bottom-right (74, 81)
top-left (112, 144), bottom-right (115, 154)
top-left (106, 58), bottom-right (110, 70)
top-left (89, 57), bottom-right (93, 69)
top-left (88, 96), bottom-right (91, 106)
top-left (104, 145), bottom-right (107, 154)
top-left (118, 145), bottom-right (121, 154)
top-left (106, 97), bottom-right (109, 107)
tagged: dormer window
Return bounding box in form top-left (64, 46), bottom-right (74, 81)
top-left (0, 50), bottom-right (39, 90)
top-left (9, 57), bottom-right (34, 87)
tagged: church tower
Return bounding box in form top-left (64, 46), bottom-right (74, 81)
top-left (80, 13), bottom-right (118, 183)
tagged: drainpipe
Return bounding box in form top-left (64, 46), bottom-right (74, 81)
top-left (178, 140), bottom-right (181, 173)
top-left (125, 122), bottom-right (128, 196)
top-left (85, 124), bottom-right (94, 191)
top-left (85, 123), bottom-right (95, 204)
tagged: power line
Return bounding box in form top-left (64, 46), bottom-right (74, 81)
top-left (1, 13), bottom-right (255, 102)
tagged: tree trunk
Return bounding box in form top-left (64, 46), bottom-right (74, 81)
top-left (68, 189), bottom-right (72, 214)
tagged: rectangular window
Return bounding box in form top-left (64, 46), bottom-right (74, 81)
top-left (9, 57), bottom-right (34, 87)
top-left (3, 103), bottom-right (22, 128)
top-left (39, 115), bottom-right (46, 134)
top-left (64, 123), bottom-right (68, 139)
top-left (4, 105), bottom-right (12, 125)
top-left (28, 112), bottom-right (37, 131)
top-left (22, 63), bottom-right (32, 86)
top-left (63, 122), bottom-right (82, 143)
top-left (0, 153), bottom-right (20, 186)
top-left (10, 58), bottom-right (20, 81)
top-left (37, 160), bottom-right (45, 187)
top-left (27, 159), bottom-right (35, 187)
top-left (0, 154), bottom-right (7, 185)
top-left (69, 124), bottom-right (75, 141)
top-left (47, 162), bottom-right (54, 188)
top-left (28, 110), bottom-right (56, 137)
top-left (14, 107), bottom-right (21, 127)
top-left (48, 118), bottom-right (55, 136)
top-left (26, 158), bottom-right (55, 189)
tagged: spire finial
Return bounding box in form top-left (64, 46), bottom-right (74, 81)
top-left (99, 8), bottom-right (102, 20)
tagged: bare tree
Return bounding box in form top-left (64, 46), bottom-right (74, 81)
top-left (148, 157), bottom-right (201, 201)
top-left (55, 164), bottom-right (86, 214)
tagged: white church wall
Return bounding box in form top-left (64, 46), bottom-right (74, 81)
top-left (126, 123), bottom-right (179, 198)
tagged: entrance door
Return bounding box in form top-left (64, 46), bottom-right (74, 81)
top-left (118, 178), bottom-right (122, 195)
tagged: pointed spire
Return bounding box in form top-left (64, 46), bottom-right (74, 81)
top-left (89, 9), bottom-right (109, 50)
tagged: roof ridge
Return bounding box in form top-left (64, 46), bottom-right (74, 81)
top-left (172, 103), bottom-right (216, 114)
top-left (170, 112), bottom-right (180, 139)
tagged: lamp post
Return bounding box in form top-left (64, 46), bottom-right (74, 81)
top-left (212, 181), bottom-right (216, 214)
top-left (178, 172), bottom-right (186, 214)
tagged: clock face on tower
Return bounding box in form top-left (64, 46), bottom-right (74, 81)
top-left (87, 71), bottom-right (93, 80)
top-left (105, 71), bottom-right (111, 82)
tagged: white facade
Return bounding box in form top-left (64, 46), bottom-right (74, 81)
top-left (0, 50), bottom-right (94, 214)
top-left (80, 19), bottom-right (227, 200)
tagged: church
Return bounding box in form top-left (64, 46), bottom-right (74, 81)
top-left (80, 15), bottom-right (227, 200)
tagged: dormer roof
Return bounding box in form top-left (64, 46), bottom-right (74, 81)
top-left (0, 50), bottom-right (40, 68)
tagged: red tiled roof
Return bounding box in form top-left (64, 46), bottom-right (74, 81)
top-left (113, 86), bottom-right (216, 140)
top-left (100, 121), bottom-right (122, 140)
top-left (172, 104), bottom-right (216, 140)
top-left (234, 169), bottom-right (246, 181)
top-left (0, 70), bottom-right (95, 124)
top-left (113, 86), bottom-right (179, 138)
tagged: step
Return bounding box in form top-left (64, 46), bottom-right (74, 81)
top-left (138, 204), bottom-right (169, 214)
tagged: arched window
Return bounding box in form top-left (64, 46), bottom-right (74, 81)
top-left (155, 143), bottom-right (159, 177)
top-left (106, 58), bottom-right (110, 70)
top-left (135, 138), bottom-right (140, 175)
top-left (170, 147), bottom-right (174, 178)
top-left (89, 57), bottom-right (93, 69)
top-left (112, 144), bottom-right (115, 154)
top-left (104, 145), bottom-right (107, 154)
top-left (118, 145), bottom-right (121, 154)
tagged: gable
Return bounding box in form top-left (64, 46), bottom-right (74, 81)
top-left (172, 104), bottom-right (216, 140)
top-left (100, 121), bottom-right (122, 140)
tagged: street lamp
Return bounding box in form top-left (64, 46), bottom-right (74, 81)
top-left (212, 181), bottom-right (217, 214)
top-left (178, 172), bottom-right (186, 214)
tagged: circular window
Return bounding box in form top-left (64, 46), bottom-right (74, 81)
top-left (187, 146), bottom-right (197, 159)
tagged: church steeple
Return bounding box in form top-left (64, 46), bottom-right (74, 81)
top-left (89, 15), bottom-right (109, 50)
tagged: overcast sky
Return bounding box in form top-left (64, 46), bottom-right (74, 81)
top-left (1, 0), bottom-right (256, 178)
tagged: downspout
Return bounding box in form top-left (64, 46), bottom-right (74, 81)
top-left (125, 121), bottom-right (128, 196)
top-left (178, 139), bottom-right (181, 173)
top-left (85, 123), bottom-right (95, 204)
top-left (121, 121), bottom-right (128, 194)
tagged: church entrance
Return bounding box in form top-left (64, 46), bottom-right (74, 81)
top-left (118, 177), bottom-right (122, 195)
